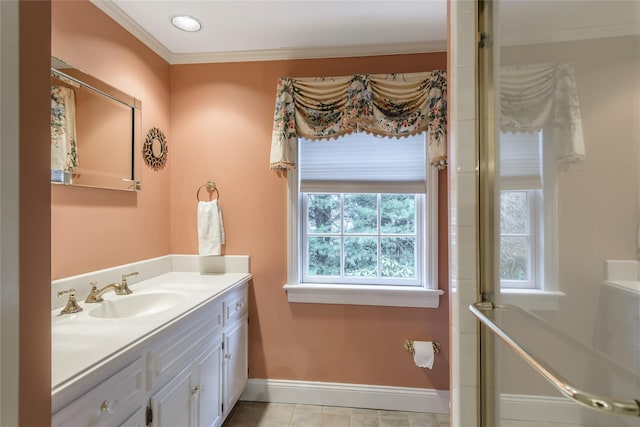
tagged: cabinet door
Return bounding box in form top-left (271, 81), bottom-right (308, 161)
top-left (118, 408), bottom-right (146, 427)
top-left (193, 339), bottom-right (223, 427)
top-left (223, 317), bottom-right (248, 416)
top-left (150, 367), bottom-right (195, 427)
top-left (52, 357), bottom-right (145, 427)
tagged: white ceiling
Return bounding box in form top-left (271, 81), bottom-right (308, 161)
top-left (92, 0), bottom-right (639, 65)
top-left (92, 0), bottom-right (448, 64)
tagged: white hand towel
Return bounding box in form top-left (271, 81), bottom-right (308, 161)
top-left (198, 199), bottom-right (225, 256)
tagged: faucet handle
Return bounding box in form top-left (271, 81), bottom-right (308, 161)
top-left (57, 288), bottom-right (83, 315)
top-left (122, 272), bottom-right (139, 281)
top-left (85, 281), bottom-right (103, 303)
top-left (117, 272), bottom-right (139, 295)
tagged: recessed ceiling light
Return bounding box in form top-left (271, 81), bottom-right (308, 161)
top-left (171, 15), bottom-right (202, 32)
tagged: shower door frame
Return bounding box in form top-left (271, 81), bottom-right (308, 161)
top-left (473, 1), bottom-right (640, 425)
top-left (476, 0), bottom-right (498, 426)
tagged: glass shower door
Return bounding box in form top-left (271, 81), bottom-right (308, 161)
top-left (474, 1), bottom-right (640, 426)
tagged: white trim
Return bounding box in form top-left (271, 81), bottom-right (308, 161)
top-left (502, 24), bottom-right (639, 48)
top-left (425, 164), bottom-right (439, 295)
top-left (240, 379), bottom-right (450, 414)
top-left (499, 289), bottom-right (564, 312)
top-left (171, 41), bottom-right (447, 64)
top-left (283, 284), bottom-right (444, 308)
top-left (498, 189), bottom-right (539, 290)
top-left (541, 127), bottom-right (559, 294)
top-left (240, 382), bottom-right (586, 424)
top-left (287, 158), bottom-right (300, 287)
top-left (500, 393), bottom-right (586, 424)
top-left (286, 156), bottom-right (442, 308)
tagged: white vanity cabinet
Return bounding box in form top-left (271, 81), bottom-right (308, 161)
top-left (222, 287), bottom-right (249, 417)
top-left (51, 357), bottom-right (146, 427)
top-left (150, 338), bottom-right (223, 427)
top-left (147, 297), bottom-right (224, 427)
top-left (52, 278), bottom-right (250, 427)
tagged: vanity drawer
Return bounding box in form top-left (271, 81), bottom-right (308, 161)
top-left (223, 285), bottom-right (248, 325)
top-left (147, 301), bottom-right (222, 390)
top-left (52, 357), bottom-right (145, 427)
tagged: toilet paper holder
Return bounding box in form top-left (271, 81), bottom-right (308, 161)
top-left (403, 339), bottom-right (440, 355)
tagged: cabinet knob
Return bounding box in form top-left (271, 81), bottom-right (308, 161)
top-left (191, 385), bottom-right (206, 397)
top-left (100, 400), bottom-right (115, 415)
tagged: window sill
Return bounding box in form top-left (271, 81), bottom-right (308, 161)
top-left (499, 289), bottom-right (565, 311)
top-left (283, 283), bottom-right (445, 308)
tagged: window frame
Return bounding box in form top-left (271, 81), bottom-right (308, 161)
top-left (283, 136), bottom-right (443, 308)
top-left (301, 192), bottom-right (424, 287)
top-left (499, 189), bottom-right (541, 289)
top-left (497, 129), bottom-right (563, 311)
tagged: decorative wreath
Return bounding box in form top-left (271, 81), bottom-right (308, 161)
top-left (143, 127), bottom-right (168, 170)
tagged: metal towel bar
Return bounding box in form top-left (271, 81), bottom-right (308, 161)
top-left (469, 302), bottom-right (640, 418)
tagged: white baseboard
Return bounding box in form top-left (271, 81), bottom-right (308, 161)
top-left (240, 379), bottom-right (450, 414)
top-left (240, 380), bottom-right (589, 424)
top-left (500, 393), bottom-right (585, 424)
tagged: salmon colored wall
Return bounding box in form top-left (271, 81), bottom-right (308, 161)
top-left (48, 0), bottom-right (450, 390)
top-left (20, 1), bottom-right (52, 425)
top-left (50, 0), bottom-right (171, 280)
top-left (170, 54), bottom-right (450, 389)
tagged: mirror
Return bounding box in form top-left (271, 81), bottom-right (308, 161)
top-left (50, 57), bottom-right (142, 191)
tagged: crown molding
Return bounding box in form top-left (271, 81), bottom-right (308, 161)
top-left (169, 41), bottom-right (447, 64)
top-left (501, 23), bottom-right (639, 47)
top-left (90, 0), bottom-right (173, 63)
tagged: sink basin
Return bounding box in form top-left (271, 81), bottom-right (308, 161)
top-left (88, 292), bottom-right (187, 319)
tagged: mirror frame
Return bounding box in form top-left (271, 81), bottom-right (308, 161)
top-left (51, 57), bottom-right (142, 191)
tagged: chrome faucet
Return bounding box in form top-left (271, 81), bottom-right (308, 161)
top-left (85, 281), bottom-right (122, 303)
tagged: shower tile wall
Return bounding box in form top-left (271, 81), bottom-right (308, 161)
top-left (448, 1), bottom-right (479, 427)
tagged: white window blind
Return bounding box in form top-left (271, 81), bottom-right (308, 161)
top-left (499, 131), bottom-right (542, 190)
top-left (299, 133), bottom-right (427, 193)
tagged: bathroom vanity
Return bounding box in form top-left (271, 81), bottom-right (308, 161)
top-left (51, 256), bottom-right (250, 427)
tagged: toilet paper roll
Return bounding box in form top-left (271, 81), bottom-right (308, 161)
top-left (413, 341), bottom-right (435, 369)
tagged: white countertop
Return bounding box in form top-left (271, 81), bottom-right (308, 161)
top-left (51, 271), bottom-right (251, 394)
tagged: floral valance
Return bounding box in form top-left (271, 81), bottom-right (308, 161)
top-left (501, 63), bottom-right (585, 166)
top-left (269, 70), bottom-right (447, 171)
top-left (51, 85), bottom-right (79, 172)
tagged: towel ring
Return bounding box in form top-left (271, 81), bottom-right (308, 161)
top-left (196, 180), bottom-right (219, 201)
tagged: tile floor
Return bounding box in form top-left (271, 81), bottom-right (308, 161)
top-left (222, 401), bottom-right (588, 427)
top-left (222, 401), bottom-right (450, 427)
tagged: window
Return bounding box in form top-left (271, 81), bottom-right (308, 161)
top-left (303, 193), bottom-right (421, 285)
top-left (499, 131), bottom-right (543, 290)
top-left (498, 131), bottom-right (559, 297)
top-left (499, 189), bottom-right (540, 288)
top-left (283, 133), bottom-right (442, 308)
